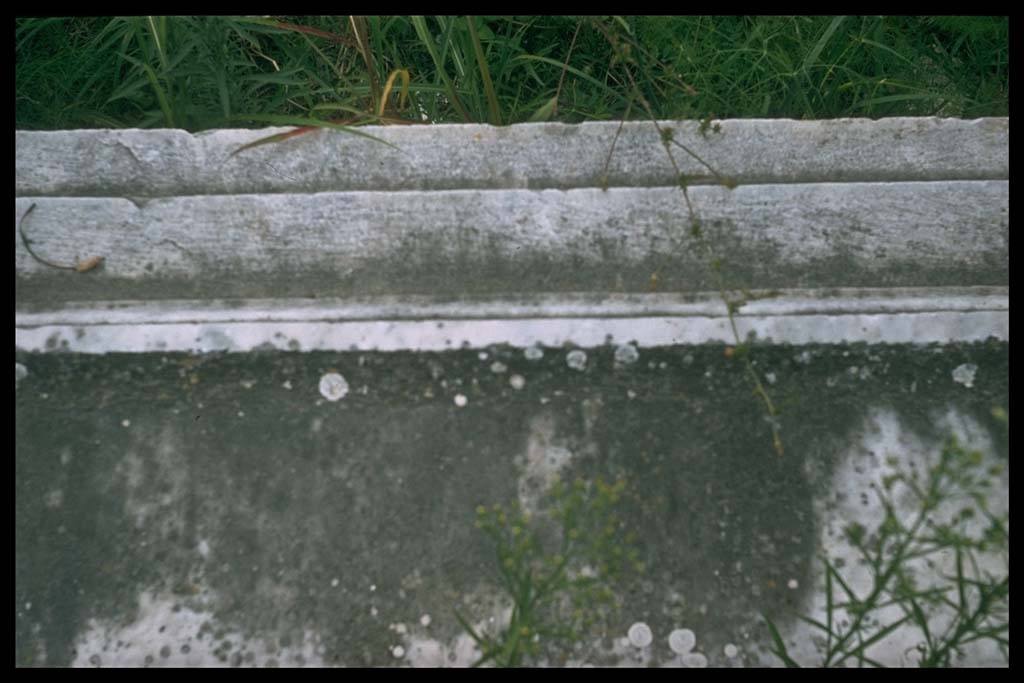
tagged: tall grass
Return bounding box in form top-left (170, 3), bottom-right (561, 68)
top-left (15, 16), bottom-right (1008, 131)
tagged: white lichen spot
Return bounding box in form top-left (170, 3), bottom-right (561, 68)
top-left (628, 622), bottom-right (653, 648)
top-left (394, 623), bottom-right (407, 635)
top-left (319, 372), bottom-right (349, 401)
top-left (16, 362), bottom-right (28, 385)
top-left (282, 380), bottom-right (293, 390)
top-left (392, 645), bottom-right (405, 659)
top-left (615, 343), bottom-right (640, 365)
top-left (331, 578), bottom-right (339, 588)
top-left (454, 393), bottom-right (468, 407)
top-left (787, 578), bottom-right (799, 589)
top-left (668, 628), bottom-right (696, 655)
top-left (490, 361), bottom-right (508, 374)
top-left (509, 374), bottom-right (526, 390)
top-left (525, 346), bottom-right (544, 361)
top-left (566, 350), bottom-right (587, 371)
top-left (952, 363), bottom-right (978, 388)
top-left (121, 419), bottom-right (131, 428)
top-left (420, 614), bottom-right (431, 627)
top-left (765, 372), bottom-right (777, 385)
top-left (682, 652), bottom-right (708, 668)
top-left (44, 489), bottom-right (64, 508)
top-left (626, 389), bottom-right (637, 399)
top-left (478, 352), bottom-right (489, 361)
top-left (723, 643), bottom-right (738, 658)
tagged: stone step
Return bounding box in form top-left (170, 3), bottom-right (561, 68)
top-left (15, 118), bottom-right (1009, 196)
top-left (14, 117), bottom-right (1011, 352)
top-left (15, 118), bottom-right (1009, 668)
top-left (12, 179), bottom-right (1009, 304)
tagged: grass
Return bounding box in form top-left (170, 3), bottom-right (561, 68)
top-left (15, 16), bottom-right (1008, 131)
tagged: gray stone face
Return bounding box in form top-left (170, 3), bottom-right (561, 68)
top-left (15, 119), bottom-right (1009, 667)
top-left (14, 118), bottom-right (1009, 313)
top-left (15, 118), bottom-right (1009, 196)
top-left (10, 180), bottom-right (1010, 305)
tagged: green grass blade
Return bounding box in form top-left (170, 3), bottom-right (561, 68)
top-left (528, 95), bottom-right (559, 122)
top-left (453, 609), bottom-right (501, 668)
top-left (513, 55), bottom-right (632, 108)
top-left (226, 114), bottom-right (401, 152)
top-left (856, 37), bottom-right (918, 67)
top-left (802, 16), bottom-right (846, 72)
top-left (119, 53), bottom-right (174, 127)
top-left (905, 595), bottom-right (932, 645)
top-left (410, 16), bottom-right (473, 121)
top-left (825, 558), bottom-right (834, 653)
top-left (146, 16), bottom-right (169, 73)
top-left (853, 92), bottom-right (937, 109)
top-left (453, 608), bottom-right (487, 647)
top-left (823, 556), bottom-right (860, 603)
top-left (762, 614), bottom-right (802, 667)
top-left (794, 613), bottom-right (835, 636)
top-left (954, 544), bottom-right (969, 620)
top-left (838, 614), bottom-right (912, 664)
top-left (465, 17), bottom-right (502, 126)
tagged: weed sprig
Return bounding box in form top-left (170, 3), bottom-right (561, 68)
top-left (764, 431), bottom-right (1009, 667)
top-left (591, 17), bottom-right (783, 455)
top-left (457, 477), bottom-right (642, 667)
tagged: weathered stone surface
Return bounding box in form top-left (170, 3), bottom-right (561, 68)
top-left (15, 118), bottom-right (1009, 196)
top-left (15, 119), bottom-right (1010, 668)
top-left (12, 179), bottom-right (1009, 305)
top-left (15, 342), bottom-right (1010, 667)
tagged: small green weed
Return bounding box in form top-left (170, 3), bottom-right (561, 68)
top-left (764, 433), bottom-right (1009, 667)
top-left (457, 476), bottom-right (642, 667)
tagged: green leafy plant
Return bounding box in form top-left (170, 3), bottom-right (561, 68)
top-left (457, 477), bottom-right (643, 667)
top-left (764, 430), bottom-right (1009, 667)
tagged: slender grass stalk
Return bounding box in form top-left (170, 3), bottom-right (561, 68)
top-left (591, 16), bottom-right (783, 455)
top-left (377, 69), bottom-right (410, 117)
top-left (465, 17), bottom-right (501, 125)
top-left (119, 52), bottom-right (175, 127)
top-left (410, 15), bottom-right (473, 122)
top-left (224, 113), bottom-right (400, 157)
top-left (349, 15), bottom-right (380, 114)
top-left (146, 16), bottom-right (169, 73)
